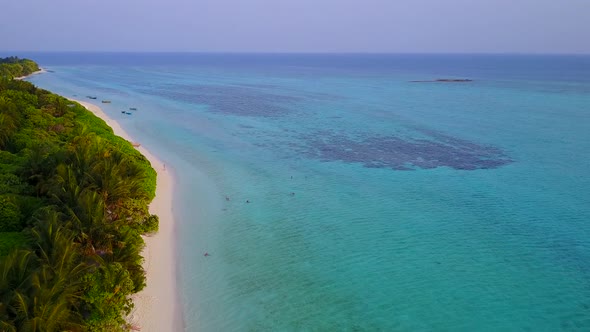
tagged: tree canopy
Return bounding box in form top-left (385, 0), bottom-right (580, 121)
top-left (0, 59), bottom-right (158, 331)
top-left (0, 57), bottom-right (40, 79)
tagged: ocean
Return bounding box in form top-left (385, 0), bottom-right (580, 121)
top-left (19, 53), bottom-right (590, 331)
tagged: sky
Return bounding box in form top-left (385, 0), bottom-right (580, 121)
top-left (2, 0), bottom-right (590, 53)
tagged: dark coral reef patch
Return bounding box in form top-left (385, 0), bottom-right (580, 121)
top-left (302, 129), bottom-right (511, 171)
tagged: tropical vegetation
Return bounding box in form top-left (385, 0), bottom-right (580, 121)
top-left (0, 57), bottom-right (40, 79)
top-left (0, 59), bottom-right (158, 331)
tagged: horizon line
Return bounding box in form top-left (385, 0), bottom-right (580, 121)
top-left (2, 50), bottom-right (590, 56)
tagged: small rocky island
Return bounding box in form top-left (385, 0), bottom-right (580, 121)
top-left (410, 78), bottom-right (473, 83)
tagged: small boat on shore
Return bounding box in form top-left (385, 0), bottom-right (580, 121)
top-left (131, 142), bottom-right (141, 147)
top-left (102, 100), bottom-right (112, 104)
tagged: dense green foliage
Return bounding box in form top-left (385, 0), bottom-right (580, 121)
top-left (0, 57), bottom-right (40, 79)
top-left (0, 232), bottom-right (30, 256)
top-left (0, 62), bottom-right (158, 331)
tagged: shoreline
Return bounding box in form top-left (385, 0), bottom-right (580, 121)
top-left (14, 68), bottom-right (46, 80)
top-left (71, 99), bottom-right (182, 332)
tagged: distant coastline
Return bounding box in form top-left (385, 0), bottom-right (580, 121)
top-left (14, 67), bottom-right (46, 80)
top-left (0, 56), bottom-right (42, 79)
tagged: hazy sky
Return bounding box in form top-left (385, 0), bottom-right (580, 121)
top-left (2, 0), bottom-right (589, 53)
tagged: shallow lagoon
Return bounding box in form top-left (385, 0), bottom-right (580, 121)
top-left (27, 53), bottom-right (590, 331)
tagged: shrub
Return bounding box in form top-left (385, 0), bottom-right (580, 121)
top-left (139, 214), bottom-right (159, 235)
top-left (0, 232), bottom-right (29, 256)
top-left (0, 195), bottom-right (22, 231)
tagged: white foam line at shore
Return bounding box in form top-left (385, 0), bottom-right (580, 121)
top-left (71, 99), bottom-right (183, 332)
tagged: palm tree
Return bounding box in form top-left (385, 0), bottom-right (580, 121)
top-left (0, 216), bottom-right (88, 332)
top-left (46, 163), bottom-right (87, 209)
top-left (66, 190), bottom-right (118, 257)
top-left (91, 152), bottom-right (149, 220)
top-left (32, 213), bottom-right (89, 281)
top-left (21, 143), bottom-right (55, 196)
top-left (0, 248), bottom-right (85, 332)
top-left (107, 227), bottom-right (146, 292)
top-left (0, 112), bottom-right (16, 149)
top-left (0, 249), bottom-right (38, 330)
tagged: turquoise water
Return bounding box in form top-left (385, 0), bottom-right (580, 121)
top-left (22, 53), bottom-right (590, 331)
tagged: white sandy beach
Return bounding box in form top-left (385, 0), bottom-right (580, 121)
top-left (14, 68), bottom-right (46, 80)
top-left (71, 100), bottom-right (182, 332)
